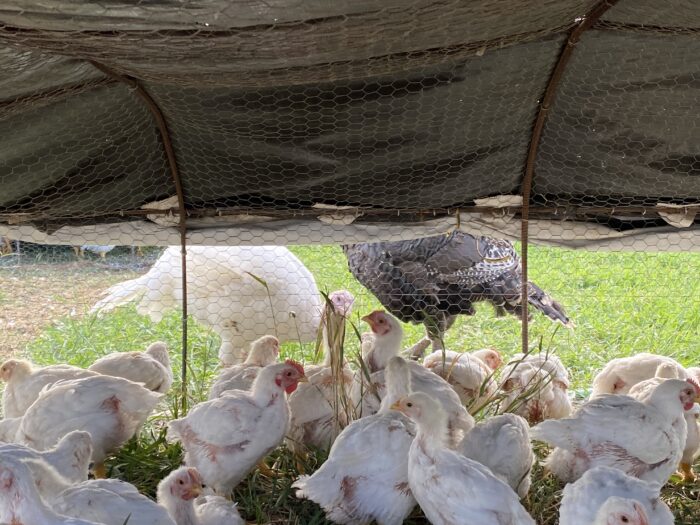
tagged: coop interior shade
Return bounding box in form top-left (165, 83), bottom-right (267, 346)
top-left (0, 0), bottom-right (699, 249)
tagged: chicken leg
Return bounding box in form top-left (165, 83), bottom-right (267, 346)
top-left (679, 462), bottom-right (696, 482)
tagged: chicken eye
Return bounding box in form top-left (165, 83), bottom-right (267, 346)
top-left (621, 517), bottom-right (629, 523)
top-left (378, 319), bottom-right (385, 323)
top-left (406, 402), bottom-right (413, 407)
top-left (178, 479), bottom-right (184, 485)
top-left (286, 371), bottom-right (292, 376)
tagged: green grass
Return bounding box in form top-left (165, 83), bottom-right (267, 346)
top-left (17, 244), bottom-right (700, 523)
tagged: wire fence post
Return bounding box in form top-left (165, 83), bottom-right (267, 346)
top-left (88, 60), bottom-right (190, 413)
top-left (520, 0), bottom-right (619, 355)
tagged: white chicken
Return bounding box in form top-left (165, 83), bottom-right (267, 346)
top-left (351, 312), bottom-right (474, 446)
top-left (423, 348), bottom-right (501, 410)
top-left (628, 372), bottom-right (700, 482)
top-left (392, 392), bottom-right (535, 525)
top-left (458, 413), bottom-right (534, 498)
top-left (91, 245), bottom-right (324, 365)
top-left (168, 360), bottom-right (306, 494)
top-left (681, 403), bottom-right (700, 482)
top-left (1, 358), bottom-right (97, 418)
top-left (287, 290), bottom-right (355, 454)
top-left (293, 356), bottom-right (416, 525)
top-left (531, 378), bottom-right (697, 485)
top-left (0, 455), bottom-right (102, 525)
top-left (53, 478), bottom-right (175, 525)
top-left (17, 375), bottom-right (162, 478)
top-left (157, 467), bottom-right (245, 525)
top-left (559, 466), bottom-right (673, 525)
top-left (208, 335), bottom-right (280, 399)
top-left (0, 430), bottom-right (92, 499)
top-left (498, 352), bottom-right (572, 424)
top-left (350, 310), bottom-right (406, 417)
top-left (89, 341), bottom-right (173, 393)
top-left (0, 416), bottom-right (21, 442)
top-left (591, 353), bottom-right (689, 397)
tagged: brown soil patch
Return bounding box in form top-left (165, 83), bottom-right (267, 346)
top-left (0, 262), bottom-right (141, 359)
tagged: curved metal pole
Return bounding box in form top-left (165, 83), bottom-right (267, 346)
top-left (89, 61), bottom-right (190, 413)
top-left (519, 0), bottom-right (619, 354)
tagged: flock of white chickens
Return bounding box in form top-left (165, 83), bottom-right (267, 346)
top-left (1, 290), bottom-right (699, 524)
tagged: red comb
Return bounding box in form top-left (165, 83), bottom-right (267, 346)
top-left (285, 359), bottom-right (305, 376)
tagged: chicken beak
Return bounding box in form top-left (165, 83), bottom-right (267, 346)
top-left (190, 486), bottom-right (203, 498)
top-left (390, 401), bottom-right (402, 412)
top-left (298, 375), bottom-right (309, 383)
top-left (634, 503), bottom-right (649, 525)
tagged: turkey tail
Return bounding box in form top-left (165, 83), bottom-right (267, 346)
top-left (526, 282), bottom-right (573, 328)
top-left (90, 275), bottom-right (149, 315)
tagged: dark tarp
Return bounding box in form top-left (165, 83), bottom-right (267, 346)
top-left (0, 0), bottom-right (699, 248)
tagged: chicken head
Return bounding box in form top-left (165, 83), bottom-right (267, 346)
top-left (595, 497), bottom-right (649, 525)
top-left (275, 360), bottom-right (307, 394)
top-left (472, 348), bottom-right (503, 371)
top-left (361, 311), bottom-right (395, 336)
top-left (165, 467), bottom-right (204, 501)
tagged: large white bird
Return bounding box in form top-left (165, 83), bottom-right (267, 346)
top-left (168, 360), bottom-right (306, 494)
top-left (157, 467), bottom-right (245, 525)
top-left (559, 466), bottom-right (673, 525)
top-left (293, 356), bottom-right (416, 525)
top-left (17, 375), bottom-right (162, 478)
top-left (458, 413), bottom-right (534, 498)
top-left (591, 353), bottom-right (689, 398)
top-left (89, 340), bottom-right (173, 393)
top-left (392, 392), bottom-right (535, 525)
top-left (91, 245), bottom-right (324, 365)
top-left (498, 352), bottom-right (572, 424)
top-left (1, 358), bottom-right (97, 418)
top-left (0, 455), bottom-right (102, 525)
top-left (531, 379), bottom-right (697, 485)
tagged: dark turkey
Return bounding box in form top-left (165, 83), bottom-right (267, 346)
top-left (342, 232), bottom-right (572, 357)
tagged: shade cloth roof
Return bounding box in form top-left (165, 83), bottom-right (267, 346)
top-left (1, 0), bottom-right (699, 250)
